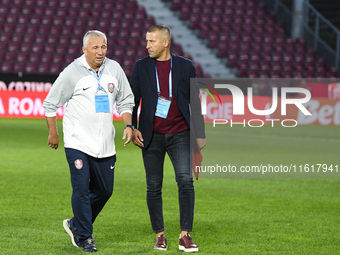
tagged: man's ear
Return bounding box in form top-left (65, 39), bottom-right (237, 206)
top-left (163, 39), bottom-right (170, 48)
top-left (82, 47), bottom-right (86, 55)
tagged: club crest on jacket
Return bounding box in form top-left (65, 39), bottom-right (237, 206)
top-left (108, 83), bottom-right (115, 93)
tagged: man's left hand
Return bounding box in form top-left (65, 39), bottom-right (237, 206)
top-left (122, 128), bottom-right (133, 147)
top-left (196, 138), bottom-right (206, 150)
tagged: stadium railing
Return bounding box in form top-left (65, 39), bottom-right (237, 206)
top-left (258, 0), bottom-right (340, 74)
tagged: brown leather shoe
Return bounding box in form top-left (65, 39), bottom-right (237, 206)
top-left (153, 234), bottom-right (167, 251)
top-left (179, 233), bottom-right (198, 252)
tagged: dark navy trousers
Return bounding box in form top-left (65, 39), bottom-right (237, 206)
top-left (65, 148), bottom-right (116, 241)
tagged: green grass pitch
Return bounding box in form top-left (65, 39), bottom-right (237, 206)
top-left (0, 118), bottom-right (339, 254)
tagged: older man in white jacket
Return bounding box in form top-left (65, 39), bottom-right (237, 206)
top-left (43, 30), bottom-right (134, 253)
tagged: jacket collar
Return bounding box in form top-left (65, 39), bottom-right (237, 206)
top-left (79, 54), bottom-right (107, 73)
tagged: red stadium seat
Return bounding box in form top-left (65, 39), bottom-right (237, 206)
top-left (271, 70), bottom-right (282, 78)
top-left (260, 71), bottom-right (270, 78)
top-left (17, 52), bottom-right (30, 62)
top-left (25, 63), bottom-right (39, 73)
top-left (305, 54), bottom-right (315, 64)
top-left (251, 42), bottom-right (262, 52)
top-left (4, 23), bottom-right (16, 33)
top-left (238, 60), bottom-right (249, 70)
top-left (50, 63), bottom-right (63, 74)
top-left (15, 62), bottom-right (26, 73)
top-left (32, 43), bottom-right (45, 53)
top-left (316, 71), bottom-right (326, 78)
top-left (42, 53), bottom-right (53, 64)
top-left (29, 53), bottom-right (40, 63)
top-left (294, 53), bottom-right (305, 63)
top-left (8, 42), bottom-right (21, 52)
top-left (263, 43), bottom-right (273, 52)
top-left (38, 64), bottom-right (51, 74)
top-left (249, 62), bottom-right (260, 73)
top-left (305, 71), bottom-right (316, 78)
top-left (52, 55), bottom-right (65, 64)
top-left (238, 68), bottom-right (249, 77)
top-left (285, 43), bottom-right (295, 53)
top-left (260, 62), bottom-right (271, 72)
top-left (250, 52), bottom-right (261, 62)
top-left (294, 71), bottom-right (306, 79)
top-left (1, 62), bottom-right (15, 73)
top-left (240, 51), bottom-right (250, 62)
top-left (21, 43), bottom-right (33, 53)
top-left (282, 71), bottom-right (293, 78)
top-left (316, 58), bottom-right (326, 66)
top-left (306, 64), bottom-right (316, 72)
top-left (295, 63), bottom-right (304, 72)
top-left (227, 52), bottom-right (238, 68)
top-left (272, 63), bottom-right (282, 72)
top-left (5, 52), bottom-right (17, 61)
top-left (282, 63), bottom-right (293, 72)
top-left (283, 53), bottom-right (293, 62)
top-left (248, 70), bottom-right (259, 78)
top-left (272, 52), bottom-right (282, 62)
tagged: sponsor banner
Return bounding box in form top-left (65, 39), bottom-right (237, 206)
top-left (0, 91), bottom-right (123, 120)
top-left (0, 91), bottom-right (64, 119)
top-left (308, 83), bottom-right (328, 98)
top-left (270, 98), bottom-right (340, 126)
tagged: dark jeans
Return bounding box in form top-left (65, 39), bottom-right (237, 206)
top-left (142, 130), bottom-right (194, 233)
top-left (65, 148), bottom-right (116, 241)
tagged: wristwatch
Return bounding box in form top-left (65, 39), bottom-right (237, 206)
top-left (125, 125), bottom-right (135, 131)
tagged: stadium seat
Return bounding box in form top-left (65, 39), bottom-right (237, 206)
top-left (25, 63), bottom-right (39, 74)
top-left (17, 52), bottom-right (30, 63)
top-left (1, 62), bottom-right (15, 73)
top-left (6, 52), bottom-right (17, 62)
top-left (271, 70), bottom-right (282, 78)
top-left (295, 63), bottom-right (304, 72)
top-left (38, 64), bottom-right (51, 74)
top-left (227, 52), bottom-right (238, 68)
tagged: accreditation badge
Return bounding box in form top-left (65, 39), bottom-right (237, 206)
top-left (155, 97), bottom-right (171, 118)
top-left (95, 94), bottom-right (110, 113)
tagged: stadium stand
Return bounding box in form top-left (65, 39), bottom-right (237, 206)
top-left (0, 0), bottom-right (338, 79)
top-left (163, 0), bottom-right (338, 78)
top-left (0, 0), bottom-right (207, 78)
top-left (137, 0), bottom-right (233, 78)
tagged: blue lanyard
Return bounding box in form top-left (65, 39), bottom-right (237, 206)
top-left (90, 67), bottom-right (105, 92)
top-left (155, 56), bottom-right (172, 98)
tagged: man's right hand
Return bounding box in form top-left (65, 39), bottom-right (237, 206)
top-left (48, 133), bottom-right (59, 149)
top-left (132, 129), bottom-right (144, 147)
top-left (46, 116), bottom-right (59, 150)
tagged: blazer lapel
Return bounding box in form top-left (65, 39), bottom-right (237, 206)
top-left (171, 54), bottom-right (182, 98)
top-left (146, 57), bottom-right (158, 94)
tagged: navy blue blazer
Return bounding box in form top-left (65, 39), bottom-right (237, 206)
top-left (130, 53), bottom-right (205, 149)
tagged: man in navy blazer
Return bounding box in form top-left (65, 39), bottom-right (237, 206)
top-left (130, 24), bottom-right (206, 252)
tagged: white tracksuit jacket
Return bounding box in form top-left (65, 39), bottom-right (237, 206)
top-left (43, 54), bottom-right (134, 158)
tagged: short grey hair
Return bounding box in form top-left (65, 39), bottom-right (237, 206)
top-left (147, 24), bottom-right (172, 43)
top-left (83, 30), bottom-right (107, 47)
